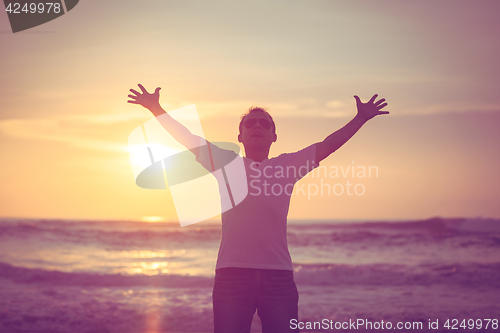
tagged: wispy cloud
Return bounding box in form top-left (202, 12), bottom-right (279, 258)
top-left (190, 99), bottom-right (354, 119)
top-left (403, 103), bottom-right (500, 116)
top-left (0, 112), bottom-right (149, 152)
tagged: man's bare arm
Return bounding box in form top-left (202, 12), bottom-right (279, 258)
top-left (315, 94), bottom-right (388, 163)
top-left (128, 84), bottom-right (203, 151)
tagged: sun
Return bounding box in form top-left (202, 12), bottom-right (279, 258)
top-left (128, 143), bottom-right (181, 171)
top-left (141, 216), bottom-right (165, 223)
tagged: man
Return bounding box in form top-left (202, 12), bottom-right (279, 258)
top-left (128, 84), bottom-right (388, 332)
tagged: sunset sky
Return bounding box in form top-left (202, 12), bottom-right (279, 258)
top-left (1, 0), bottom-right (499, 222)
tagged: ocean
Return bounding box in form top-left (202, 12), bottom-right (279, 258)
top-left (0, 217), bottom-right (499, 333)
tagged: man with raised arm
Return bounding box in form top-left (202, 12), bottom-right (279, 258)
top-left (128, 84), bottom-right (388, 333)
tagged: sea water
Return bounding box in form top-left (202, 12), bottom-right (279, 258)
top-left (0, 217), bottom-right (499, 332)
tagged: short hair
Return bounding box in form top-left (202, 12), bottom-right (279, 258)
top-left (239, 106), bottom-right (276, 134)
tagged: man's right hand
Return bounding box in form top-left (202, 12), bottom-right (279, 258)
top-left (128, 84), bottom-right (162, 111)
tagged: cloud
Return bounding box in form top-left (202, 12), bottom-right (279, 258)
top-left (5, 100), bottom-right (494, 155)
top-left (0, 112), bottom-right (148, 152)
top-left (193, 99), bottom-right (354, 119)
top-left (403, 103), bottom-right (500, 116)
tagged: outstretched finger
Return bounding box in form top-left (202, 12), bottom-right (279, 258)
top-left (138, 84), bottom-right (148, 94)
top-left (128, 94), bottom-right (138, 100)
top-left (377, 103), bottom-right (388, 109)
top-left (127, 100), bottom-right (139, 104)
top-left (375, 98), bottom-right (386, 106)
top-left (368, 94), bottom-right (378, 104)
top-left (378, 111), bottom-right (390, 115)
top-left (130, 89), bottom-right (140, 96)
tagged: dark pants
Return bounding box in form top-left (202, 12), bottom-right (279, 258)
top-left (213, 267), bottom-right (300, 333)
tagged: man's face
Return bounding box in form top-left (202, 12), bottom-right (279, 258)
top-left (238, 111), bottom-right (277, 150)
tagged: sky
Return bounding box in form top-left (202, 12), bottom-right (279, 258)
top-left (0, 0), bottom-right (499, 222)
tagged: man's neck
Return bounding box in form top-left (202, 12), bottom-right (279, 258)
top-left (244, 147), bottom-right (270, 163)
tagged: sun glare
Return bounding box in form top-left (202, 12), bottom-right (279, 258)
top-left (128, 143), bottom-right (181, 170)
top-left (141, 216), bottom-right (165, 223)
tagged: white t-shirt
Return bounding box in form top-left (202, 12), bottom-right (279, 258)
top-left (196, 143), bottom-right (318, 271)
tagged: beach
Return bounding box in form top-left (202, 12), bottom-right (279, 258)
top-left (0, 217), bottom-right (499, 332)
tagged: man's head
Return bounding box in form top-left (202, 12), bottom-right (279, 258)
top-left (238, 106), bottom-right (277, 150)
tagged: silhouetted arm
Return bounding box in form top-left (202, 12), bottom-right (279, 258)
top-left (315, 94), bottom-right (388, 163)
top-left (128, 84), bottom-right (203, 151)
